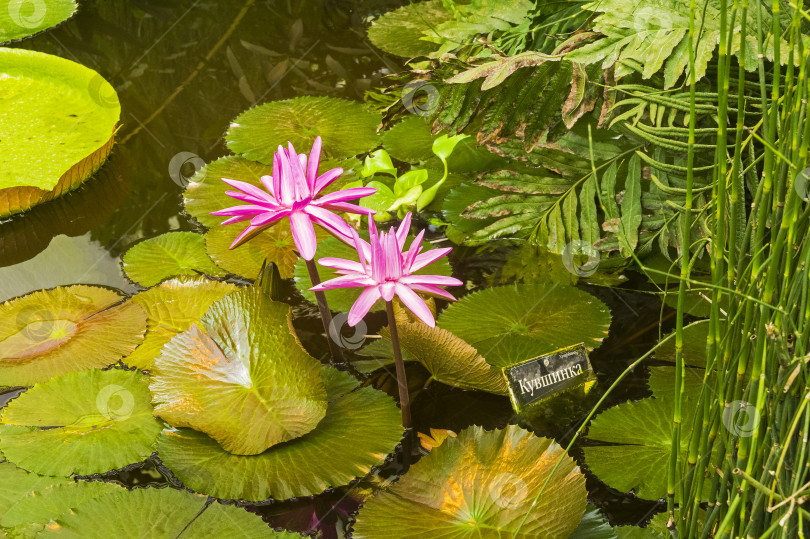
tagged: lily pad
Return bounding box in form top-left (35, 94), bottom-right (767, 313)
top-left (226, 97), bottom-right (380, 163)
top-left (0, 48), bottom-right (119, 218)
top-left (0, 368), bottom-right (163, 476)
top-left (438, 284), bottom-right (611, 367)
top-left (0, 285), bottom-right (147, 386)
top-left (39, 487), bottom-right (297, 538)
top-left (364, 322), bottom-right (509, 395)
top-left (150, 286), bottom-right (327, 455)
top-left (156, 367), bottom-right (403, 501)
top-left (366, 0), bottom-right (452, 58)
top-left (382, 117), bottom-right (437, 163)
top-left (0, 0), bottom-right (76, 43)
top-left (122, 232), bottom-right (225, 287)
top-left (124, 277), bottom-right (237, 370)
top-left (655, 323), bottom-right (709, 368)
top-left (351, 424), bottom-right (587, 538)
top-left (294, 235), bottom-right (453, 313)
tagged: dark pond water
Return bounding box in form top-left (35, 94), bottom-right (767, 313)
top-left (0, 0), bottom-right (679, 535)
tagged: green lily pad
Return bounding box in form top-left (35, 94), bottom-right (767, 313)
top-left (226, 97), bottom-right (380, 163)
top-left (150, 286), bottom-right (327, 455)
top-left (0, 0), bottom-right (76, 43)
top-left (366, 0), bottom-right (452, 58)
top-left (655, 323), bottom-right (709, 368)
top-left (0, 48), bottom-right (119, 218)
top-left (382, 117), bottom-right (437, 163)
top-left (294, 235), bottom-right (453, 313)
top-left (0, 285), bottom-right (147, 386)
top-left (570, 505), bottom-right (616, 539)
top-left (124, 277), bottom-right (237, 370)
top-left (39, 487), bottom-right (297, 538)
top-left (156, 367), bottom-right (403, 501)
top-left (363, 322), bottom-right (508, 395)
top-left (0, 368), bottom-right (163, 476)
top-left (122, 232), bottom-right (225, 287)
top-left (352, 424), bottom-right (587, 538)
top-left (438, 284), bottom-right (611, 367)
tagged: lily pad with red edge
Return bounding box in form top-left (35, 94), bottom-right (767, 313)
top-left (0, 368), bottom-right (162, 476)
top-left (351, 424), bottom-right (587, 538)
top-left (225, 96), bottom-right (380, 163)
top-left (150, 286), bottom-right (327, 456)
top-left (122, 231), bottom-right (225, 287)
top-left (0, 285), bottom-right (147, 386)
top-left (437, 283), bottom-right (611, 367)
top-left (124, 276), bottom-right (237, 371)
top-left (156, 367), bottom-right (404, 501)
top-left (38, 487), bottom-right (299, 538)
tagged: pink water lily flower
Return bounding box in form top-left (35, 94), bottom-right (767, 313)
top-left (310, 213), bottom-right (463, 327)
top-left (210, 136), bottom-right (376, 260)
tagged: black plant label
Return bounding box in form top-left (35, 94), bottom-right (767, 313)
top-left (503, 343), bottom-right (594, 413)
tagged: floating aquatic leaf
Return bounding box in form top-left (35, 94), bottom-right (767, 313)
top-left (655, 322), bottom-right (708, 368)
top-left (150, 287), bottom-right (326, 455)
top-left (438, 284), bottom-right (611, 367)
top-left (614, 512), bottom-right (672, 538)
top-left (570, 505), bottom-right (617, 539)
top-left (382, 117), bottom-right (437, 163)
top-left (0, 286), bottom-right (147, 386)
top-left (122, 232), bottom-right (225, 287)
top-left (366, 0), bottom-right (452, 58)
top-left (156, 368), bottom-right (403, 501)
top-left (124, 277), bottom-right (237, 370)
top-left (352, 424), bottom-right (587, 538)
top-left (38, 487), bottom-right (297, 538)
top-left (226, 97), bottom-right (380, 162)
top-left (0, 369), bottom-right (162, 476)
top-left (0, 49), bottom-right (119, 217)
top-left (294, 236), bottom-right (453, 313)
top-left (0, 0), bottom-right (76, 42)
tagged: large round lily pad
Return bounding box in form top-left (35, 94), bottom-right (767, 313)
top-left (0, 285), bottom-right (147, 386)
top-left (124, 277), bottom-right (237, 371)
top-left (0, 0), bottom-right (77, 43)
top-left (438, 284), bottom-right (611, 367)
top-left (655, 322), bottom-right (709, 368)
top-left (225, 96), bottom-right (380, 163)
top-left (294, 236), bottom-right (453, 313)
top-left (150, 287), bottom-right (327, 455)
top-left (366, 0), bottom-right (452, 58)
top-left (0, 48), bottom-right (119, 217)
top-left (122, 231), bottom-right (225, 287)
top-left (0, 369), bottom-right (163, 476)
top-left (156, 368), bottom-right (403, 501)
top-left (39, 487), bottom-right (298, 538)
top-left (352, 424), bottom-right (587, 538)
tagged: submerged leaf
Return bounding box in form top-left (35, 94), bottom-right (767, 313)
top-left (156, 368), bottom-right (403, 501)
top-left (438, 284), bottom-right (611, 367)
top-left (0, 369), bottom-right (162, 476)
top-left (352, 425), bottom-right (587, 538)
top-left (122, 232), bottom-right (225, 287)
top-left (0, 286), bottom-right (146, 386)
top-left (150, 287), bottom-right (327, 455)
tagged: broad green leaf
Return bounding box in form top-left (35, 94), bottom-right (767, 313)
top-left (0, 286), bottom-right (147, 386)
top-left (156, 368), bottom-right (403, 501)
top-left (599, 161), bottom-right (619, 221)
top-left (391, 185), bottom-right (422, 213)
top-left (648, 366), bottom-right (707, 401)
top-left (294, 236), bottom-right (452, 313)
top-left (0, 369), bottom-right (162, 476)
top-left (431, 134), bottom-right (470, 162)
top-left (0, 49), bottom-right (119, 218)
top-left (446, 52), bottom-right (553, 90)
top-left (366, 0), bottom-right (452, 58)
top-left (382, 117), bottom-right (436, 163)
top-left (618, 154), bottom-right (642, 257)
top-left (122, 231), bottom-right (225, 287)
top-left (38, 487), bottom-right (296, 538)
top-left (395, 169), bottom-right (428, 197)
top-left (226, 96), bottom-right (380, 162)
top-left (352, 425), bottom-right (587, 538)
top-left (570, 505), bottom-right (617, 539)
top-left (150, 287), bottom-right (327, 455)
top-left (438, 284), bottom-right (611, 367)
top-left (362, 149), bottom-right (397, 178)
top-left (124, 277), bottom-right (237, 370)
top-left (0, 0), bottom-right (76, 42)
top-left (360, 180), bottom-right (397, 220)
top-left (363, 322), bottom-right (509, 395)
top-left (654, 322), bottom-right (709, 368)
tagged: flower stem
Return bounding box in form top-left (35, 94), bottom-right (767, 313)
top-left (385, 301), bottom-right (412, 429)
top-left (305, 258), bottom-right (344, 365)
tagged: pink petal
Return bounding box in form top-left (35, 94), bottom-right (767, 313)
top-left (404, 229), bottom-right (425, 269)
top-left (220, 214), bottom-right (254, 225)
top-left (250, 210), bottom-right (287, 227)
top-left (260, 175), bottom-right (275, 196)
top-left (380, 281), bottom-right (396, 302)
top-left (278, 145), bottom-right (295, 205)
top-left (307, 136), bottom-right (322, 192)
top-left (289, 211), bottom-right (318, 260)
top-left (224, 190), bottom-right (280, 207)
top-left (272, 150), bottom-right (282, 203)
top-left (394, 283), bottom-right (435, 327)
top-left (383, 232), bottom-right (402, 280)
top-left (317, 257), bottom-right (366, 274)
top-left (221, 178), bottom-right (273, 203)
top-left (320, 201), bottom-right (376, 216)
top-left (305, 205), bottom-right (356, 243)
top-left (313, 168), bottom-right (343, 194)
top-left (409, 283), bottom-right (458, 302)
top-left (400, 275), bottom-right (463, 287)
top-left (311, 274), bottom-right (375, 291)
top-left (348, 287), bottom-right (382, 327)
top-left (230, 224), bottom-right (264, 249)
top-left (396, 212), bottom-right (412, 250)
top-left (288, 142), bottom-right (309, 200)
top-left (210, 204), bottom-right (268, 216)
top-left (409, 247), bottom-right (452, 273)
top-left (315, 187), bottom-right (378, 206)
